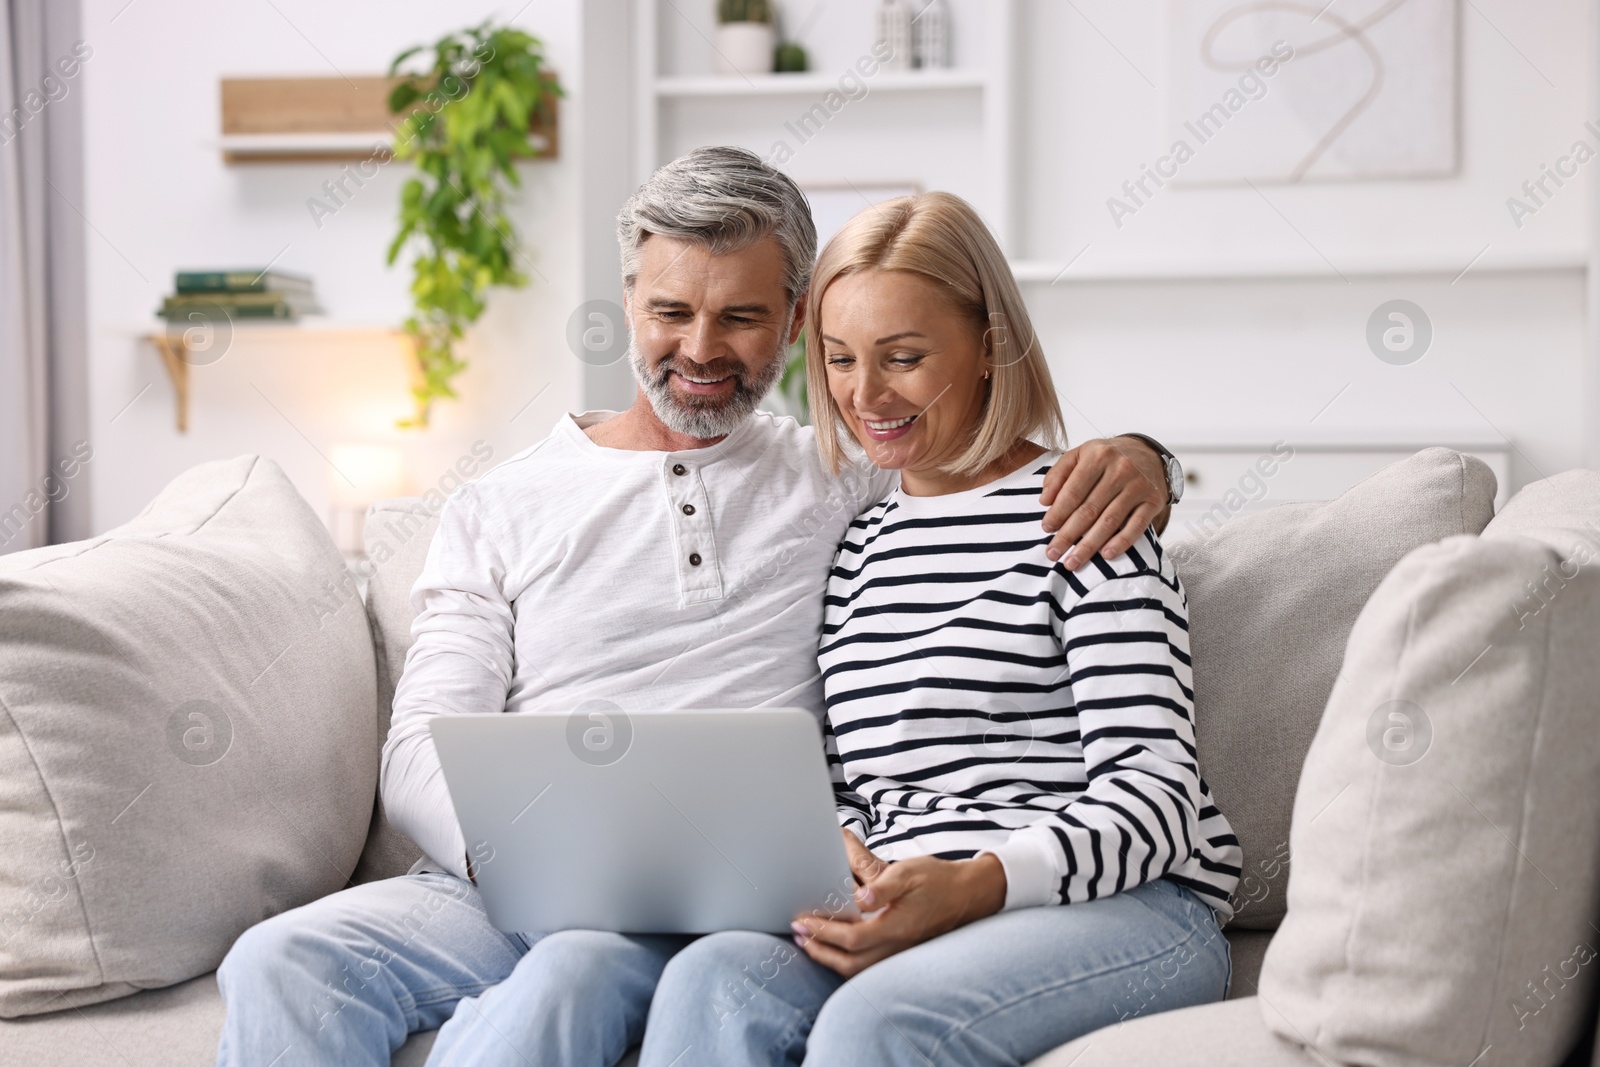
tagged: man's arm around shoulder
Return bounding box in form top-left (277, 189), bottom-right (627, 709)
top-left (1036, 434), bottom-right (1177, 570)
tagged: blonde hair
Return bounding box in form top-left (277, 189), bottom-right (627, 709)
top-left (805, 191), bottom-right (1067, 476)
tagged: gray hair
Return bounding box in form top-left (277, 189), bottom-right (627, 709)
top-left (617, 146), bottom-right (817, 303)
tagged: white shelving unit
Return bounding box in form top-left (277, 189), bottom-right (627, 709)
top-left (1008, 250), bottom-right (1591, 286)
top-left (633, 0), bottom-right (1018, 253)
top-left (654, 70), bottom-right (990, 97)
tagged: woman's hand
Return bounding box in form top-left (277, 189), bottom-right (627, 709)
top-left (841, 827), bottom-right (887, 886)
top-left (1039, 437), bottom-right (1169, 569)
top-left (793, 853), bottom-right (1008, 978)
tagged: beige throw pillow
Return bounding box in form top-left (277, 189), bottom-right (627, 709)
top-left (1169, 447), bottom-right (1497, 930)
top-left (0, 456), bottom-right (377, 1016)
top-left (1259, 471), bottom-right (1600, 1065)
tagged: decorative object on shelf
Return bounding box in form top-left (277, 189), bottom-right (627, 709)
top-left (386, 20), bottom-right (564, 428)
top-left (913, 0), bottom-right (949, 69)
top-left (875, 0), bottom-right (914, 72)
top-left (715, 0), bottom-right (776, 76)
top-left (775, 40), bottom-right (808, 73)
top-left (146, 267), bottom-right (323, 434)
top-left (159, 268), bottom-right (323, 322)
top-left (219, 76), bottom-right (558, 164)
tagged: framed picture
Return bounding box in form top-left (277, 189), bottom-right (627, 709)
top-left (1166, 0), bottom-right (1459, 183)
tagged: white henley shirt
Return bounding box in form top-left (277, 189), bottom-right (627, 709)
top-left (380, 409), bottom-right (896, 878)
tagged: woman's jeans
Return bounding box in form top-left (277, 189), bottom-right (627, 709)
top-left (215, 872), bottom-right (1226, 1067)
top-left (638, 877), bottom-right (1230, 1067)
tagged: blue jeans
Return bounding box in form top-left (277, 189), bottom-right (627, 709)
top-left (637, 878), bottom-right (1230, 1067)
top-left (214, 871), bottom-right (690, 1067)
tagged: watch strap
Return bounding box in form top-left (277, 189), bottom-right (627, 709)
top-left (1117, 433), bottom-right (1181, 506)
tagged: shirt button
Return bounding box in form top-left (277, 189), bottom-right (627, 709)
top-left (681, 503), bottom-right (696, 516)
top-left (688, 552), bottom-right (702, 566)
top-left (672, 464), bottom-right (687, 476)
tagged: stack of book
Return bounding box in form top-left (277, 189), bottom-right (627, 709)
top-left (159, 269), bottom-right (323, 322)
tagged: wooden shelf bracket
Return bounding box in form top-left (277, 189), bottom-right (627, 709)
top-left (146, 332), bottom-right (191, 433)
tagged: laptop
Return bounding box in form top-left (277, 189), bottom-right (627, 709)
top-left (429, 708), bottom-right (862, 934)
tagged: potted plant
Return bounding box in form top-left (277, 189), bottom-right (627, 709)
top-left (715, 0), bottom-right (775, 76)
top-left (774, 329), bottom-right (809, 423)
top-left (385, 21), bottom-right (563, 427)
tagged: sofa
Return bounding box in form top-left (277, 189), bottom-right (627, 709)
top-left (1, 446), bottom-right (1597, 1067)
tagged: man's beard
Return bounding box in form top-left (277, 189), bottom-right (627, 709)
top-left (629, 337), bottom-right (786, 440)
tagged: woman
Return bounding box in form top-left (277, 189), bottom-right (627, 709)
top-left (638, 192), bottom-right (1242, 1066)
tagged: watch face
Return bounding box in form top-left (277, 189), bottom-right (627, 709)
top-left (1166, 456), bottom-right (1184, 503)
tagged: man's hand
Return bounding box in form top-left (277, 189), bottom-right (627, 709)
top-left (792, 854), bottom-right (1007, 978)
top-left (1040, 436), bottom-right (1170, 569)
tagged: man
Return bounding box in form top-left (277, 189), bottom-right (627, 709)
top-left (215, 146), bottom-right (1179, 1066)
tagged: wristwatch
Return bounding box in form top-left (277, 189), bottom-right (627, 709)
top-left (1118, 433), bottom-right (1184, 506)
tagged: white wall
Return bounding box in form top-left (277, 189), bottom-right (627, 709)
top-left (1017, 0), bottom-right (1592, 489)
top-left (72, 0), bottom-right (1598, 533)
top-left (79, 0), bottom-right (587, 533)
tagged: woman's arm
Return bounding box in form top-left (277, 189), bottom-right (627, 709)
top-left (984, 564), bottom-right (1202, 909)
top-left (795, 558), bottom-right (1202, 973)
top-left (824, 717), bottom-right (872, 842)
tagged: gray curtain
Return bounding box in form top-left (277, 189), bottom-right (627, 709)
top-left (0, 0), bottom-right (89, 555)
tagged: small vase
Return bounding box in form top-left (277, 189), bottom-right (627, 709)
top-left (714, 22), bottom-right (776, 76)
top-left (875, 0), bottom-right (913, 71)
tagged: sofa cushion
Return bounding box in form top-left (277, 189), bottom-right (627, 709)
top-left (1483, 471), bottom-right (1600, 1067)
top-left (1259, 474), bottom-right (1600, 1067)
top-left (0, 971), bottom-right (440, 1066)
top-left (1482, 468), bottom-right (1600, 548)
top-left (1027, 997), bottom-right (1320, 1067)
top-left (1224, 929), bottom-right (1273, 1000)
top-left (348, 498), bottom-right (440, 883)
top-left (0, 457), bottom-right (377, 1016)
top-left (1166, 447), bottom-right (1496, 929)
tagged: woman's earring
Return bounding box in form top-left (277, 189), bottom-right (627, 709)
top-left (983, 369), bottom-right (991, 380)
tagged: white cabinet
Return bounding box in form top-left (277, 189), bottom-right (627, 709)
top-left (1165, 441), bottom-right (1513, 543)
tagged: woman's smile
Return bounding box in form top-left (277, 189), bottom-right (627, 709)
top-left (860, 412), bottom-right (919, 441)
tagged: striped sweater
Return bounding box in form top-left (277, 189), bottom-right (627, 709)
top-left (819, 449), bottom-right (1242, 917)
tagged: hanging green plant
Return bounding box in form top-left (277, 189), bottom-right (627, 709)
top-left (386, 21), bottom-right (562, 428)
top-left (776, 328), bottom-right (810, 424)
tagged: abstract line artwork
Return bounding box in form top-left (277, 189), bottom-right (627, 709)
top-left (1167, 0), bottom-right (1459, 183)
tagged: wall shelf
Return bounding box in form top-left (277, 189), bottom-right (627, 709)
top-left (219, 75), bottom-right (559, 163)
top-left (216, 131), bottom-right (401, 161)
top-left (654, 70), bottom-right (988, 97)
top-left (139, 322), bottom-right (410, 433)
